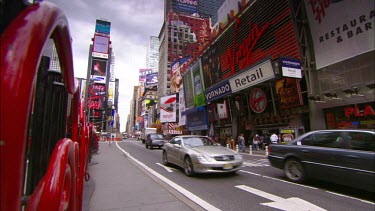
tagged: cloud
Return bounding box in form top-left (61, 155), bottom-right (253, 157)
top-left (47, 0), bottom-right (164, 131)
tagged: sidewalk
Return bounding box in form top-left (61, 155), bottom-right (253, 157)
top-left (82, 142), bottom-right (199, 211)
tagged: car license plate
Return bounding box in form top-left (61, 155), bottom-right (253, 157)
top-left (223, 164), bottom-right (233, 170)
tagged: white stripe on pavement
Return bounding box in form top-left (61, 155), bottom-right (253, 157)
top-left (115, 142), bottom-right (221, 211)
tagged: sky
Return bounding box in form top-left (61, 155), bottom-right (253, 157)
top-left (46, 0), bottom-right (164, 132)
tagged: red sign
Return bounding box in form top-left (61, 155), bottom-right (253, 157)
top-left (345, 105), bottom-right (375, 118)
top-left (250, 88), bottom-right (267, 113)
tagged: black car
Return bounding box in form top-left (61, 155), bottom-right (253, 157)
top-left (268, 130), bottom-right (375, 192)
top-left (145, 133), bottom-right (166, 149)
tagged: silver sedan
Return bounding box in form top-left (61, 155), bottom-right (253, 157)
top-left (162, 135), bottom-right (243, 176)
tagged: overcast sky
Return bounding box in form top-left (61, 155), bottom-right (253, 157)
top-left (46, 0), bottom-right (164, 132)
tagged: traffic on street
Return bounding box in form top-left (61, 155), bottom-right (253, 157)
top-left (113, 138), bottom-right (374, 211)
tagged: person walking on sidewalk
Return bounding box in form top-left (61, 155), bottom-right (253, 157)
top-left (270, 133), bottom-right (279, 144)
top-left (253, 134), bottom-right (260, 151)
top-left (238, 133), bottom-right (246, 152)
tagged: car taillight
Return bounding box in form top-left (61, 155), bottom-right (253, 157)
top-left (268, 145), bottom-right (272, 154)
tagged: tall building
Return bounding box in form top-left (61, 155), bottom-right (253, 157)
top-left (158, 11), bottom-right (210, 98)
top-left (164, 0), bottom-right (226, 25)
top-left (146, 36), bottom-right (159, 73)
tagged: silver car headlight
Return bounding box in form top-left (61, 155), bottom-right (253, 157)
top-left (234, 154), bottom-right (243, 160)
top-left (197, 154), bottom-right (215, 163)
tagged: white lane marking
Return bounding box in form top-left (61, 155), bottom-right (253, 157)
top-left (261, 175), bottom-right (318, 190)
top-left (115, 142), bottom-right (221, 211)
top-left (240, 170), bottom-right (375, 204)
top-left (156, 163), bottom-right (174, 172)
top-left (325, 191), bottom-right (375, 205)
top-left (239, 170), bottom-right (262, 176)
top-left (236, 185), bottom-right (326, 211)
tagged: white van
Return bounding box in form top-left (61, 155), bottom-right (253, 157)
top-left (141, 127), bottom-right (157, 143)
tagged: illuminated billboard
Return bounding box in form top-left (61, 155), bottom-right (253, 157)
top-left (139, 68), bottom-right (153, 83)
top-left (175, 0), bottom-right (198, 14)
top-left (95, 19), bottom-right (111, 36)
top-left (92, 35), bottom-right (110, 59)
top-left (146, 72), bottom-right (158, 86)
top-left (91, 58), bottom-right (107, 84)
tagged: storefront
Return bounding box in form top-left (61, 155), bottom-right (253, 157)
top-left (324, 102), bottom-right (375, 129)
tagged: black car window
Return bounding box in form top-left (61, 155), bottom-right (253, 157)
top-left (302, 132), bottom-right (339, 148)
top-left (347, 132), bottom-right (375, 152)
top-left (300, 135), bottom-right (315, 146)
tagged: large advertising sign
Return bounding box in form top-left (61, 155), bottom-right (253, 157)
top-left (108, 82), bottom-right (115, 106)
top-left (160, 94), bottom-right (177, 123)
top-left (139, 68), bottom-right (153, 83)
top-left (95, 19), bottom-right (111, 36)
top-left (139, 68), bottom-right (152, 84)
top-left (275, 78), bottom-right (303, 109)
top-left (201, 0), bottom-right (300, 87)
top-left (91, 58), bottom-right (107, 84)
top-left (146, 72), bottom-right (158, 86)
top-left (183, 69), bottom-right (194, 109)
top-left (92, 35), bottom-right (110, 59)
top-left (192, 59), bottom-right (206, 107)
top-left (179, 84), bottom-right (186, 126)
top-left (170, 56), bottom-right (190, 93)
top-left (87, 84), bottom-right (107, 113)
top-left (202, 43), bottom-right (221, 89)
top-left (175, 0), bottom-right (198, 14)
top-left (304, 0), bottom-right (374, 69)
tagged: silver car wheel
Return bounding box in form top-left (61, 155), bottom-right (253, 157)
top-left (162, 151), bottom-right (169, 166)
top-left (184, 157), bottom-right (194, 177)
top-left (284, 159), bottom-right (305, 183)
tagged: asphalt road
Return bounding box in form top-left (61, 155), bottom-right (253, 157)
top-left (116, 138), bottom-right (374, 211)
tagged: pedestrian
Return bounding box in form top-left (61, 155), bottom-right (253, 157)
top-left (238, 133), bottom-right (246, 152)
top-left (263, 134), bottom-right (270, 147)
top-left (253, 134), bottom-right (260, 151)
top-left (270, 133), bottom-right (279, 144)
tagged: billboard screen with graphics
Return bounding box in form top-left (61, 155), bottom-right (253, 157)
top-left (183, 69), bottom-right (194, 109)
top-left (87, 84), bottom-right (107, 112)
top-left (275, 78), bottom-right (303, 109)
top-left (200, 0), bottom-right (300, 90)
top-left (91, 58), bottom-right (107, 76)
top-left (191, 59), bottom-right (206, 107)
top-left (92, 35), bottom-right (109, 58)
top-left (175, 0), bottom-right (198, 14)
top-left (146, 72), bottom-right (158, 86)
top-left (171, 56), bottom-right (190, 93)
top-left (160, 94), bottom-right (177, 123)
top-left (91, 58), bottom-right (107, 84)
top-left (95, 19), bottom-right (111, 36)
top-left (304, 0), bottom-right (374, 69)
top-left (139, 68), bottom-right (153, 83)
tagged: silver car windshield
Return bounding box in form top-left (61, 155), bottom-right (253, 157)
top-left (183, 137), bottom-right (215, 147)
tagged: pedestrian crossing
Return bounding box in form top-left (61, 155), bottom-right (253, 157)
top-left (243, 159), bottom-right (270, 167)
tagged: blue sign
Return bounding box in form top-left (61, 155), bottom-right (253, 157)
top-left (280, 57), bottom-right (302, 78)
top-left (146, 72), bottom-right (158, 86)
top-left (176, 0), bottom-right (198, 14)
top-left (204, 80), bottom-right (232, 102)
top-left (95, 19), bottom-right (111, 36)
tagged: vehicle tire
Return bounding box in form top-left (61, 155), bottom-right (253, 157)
top-left (184, 157), bottom-right (195, 177)
top-left (149, 145), bottom-right (153, 150)
top-left (284, 158), bottom-right (305, 183)
top-left (162, 151), bottom-right (169, 166)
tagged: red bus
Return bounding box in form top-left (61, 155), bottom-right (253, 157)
top-left (1, 1), bottom-right (93, 210)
